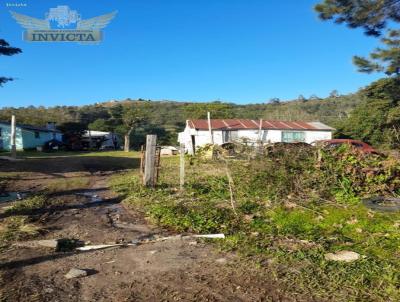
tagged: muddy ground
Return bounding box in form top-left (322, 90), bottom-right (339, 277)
top-left (0, 155), bottom-right (296, 302)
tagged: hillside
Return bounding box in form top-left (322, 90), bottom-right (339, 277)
top-left (0, 91), bottom-right (363, 148)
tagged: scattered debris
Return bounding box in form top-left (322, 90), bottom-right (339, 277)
top-left (188, 241), bottom-right (198, 246)
top-left (324, 251), bottom-right (361, 262)
top-left (76, 234), bottom-right (225, 251)
top-left (76, 243), bottom-right (135, 251)
top-left (64, 268), bottom-right (89, 279)
top-left (14, 238), bottom-right (84, 251)
top-left (149, 250), bottom-right (158, 255)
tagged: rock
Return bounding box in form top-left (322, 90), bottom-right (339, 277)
top-left (44, 288), bottom-right (54, 294)
top-left (215, 258), bottom-right (228, 264)
top-left (324, 251), bottom-right (360, 262)
top-left (188, 241), bottom-right (198, 246)
top-left (149, 250), bottom-right (157, 255)
top-left (64, 268), bottom-right (88, 279)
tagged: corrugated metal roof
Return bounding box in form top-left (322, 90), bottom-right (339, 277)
top-left (187, 119), bottom-right (334, 131)
top-left (0, 122), bottom-right (61, 133)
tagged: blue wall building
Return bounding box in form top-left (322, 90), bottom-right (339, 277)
top-left (0, 122), bottom-right (62, 151)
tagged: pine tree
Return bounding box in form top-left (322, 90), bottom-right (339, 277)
top-left (315, 0), bottom-right (400, 75)
top-left (0, 39), bottom-right (22, 86)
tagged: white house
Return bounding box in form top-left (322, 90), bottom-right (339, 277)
top-left (178, 119), bottom-right (334, 154)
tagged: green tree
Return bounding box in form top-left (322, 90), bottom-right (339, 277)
top-left (121, 104), bottom-right (148, 152)
top-left (88, 119), bottom-right (112, 132)
top-left (336, 77), bottom-right (400, 147)
top-left (0, 39), bottom-right (22, 86)
top-left (315, 0), bottom-right (400, 74)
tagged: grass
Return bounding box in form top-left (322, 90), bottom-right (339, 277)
top-left (0, 195), bottom-right (57, 249)
top-left (111, 145), bottom-right (400, 301)
top-left (4, 195), bottom-right (49, 215)
top-left (0, 216), bottom-right (41, 250)
top-left (0, 150), bottom-right (140, 159)
top-left (44, 176), bottom-right (90, 193)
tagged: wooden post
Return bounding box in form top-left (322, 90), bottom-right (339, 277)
top-left (140, 145), bottom-right (145, 176)
top-left (143, 135), bottom-right (157, 187)
top-left (207, 112), bottom-right (214, 144)
top-left (10, 115), bottom-right (16, 159)
top-left (179, 143), bottom-right (185, 191)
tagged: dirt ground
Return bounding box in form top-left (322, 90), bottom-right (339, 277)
top-left (0, 155), bottom-right (294, 302)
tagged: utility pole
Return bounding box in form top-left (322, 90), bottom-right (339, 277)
top-left (207, 112), bottom-right (214, 144)
top-left (258, 118), bottom-right (263, 142)
top-left (10, 115), bottom-right (16, 159)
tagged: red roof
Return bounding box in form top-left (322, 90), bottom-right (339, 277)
top-left (187, 119), bottom-right (333, 131)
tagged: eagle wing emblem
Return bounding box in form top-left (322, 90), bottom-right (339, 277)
top-left (10, 11), bottom-right (50, 29)
top-left (77, 11), bottom-right (117, 30)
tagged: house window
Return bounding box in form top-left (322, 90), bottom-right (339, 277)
top-left (281, 131), bottom-right (305, 143)
top-left (223, 130), bottom-right (238, 143)
top-left (34, 131), bottom-right (40, 139)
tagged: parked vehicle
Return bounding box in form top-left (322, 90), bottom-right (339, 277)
top-left (312, 139), bottom-right (378, 154)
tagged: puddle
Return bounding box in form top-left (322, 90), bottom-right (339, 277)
top-left (0, 192), bottom-right (25, 203)
top-left (75, 192), bottom-right (103, 203)
top-left (363, 197), bottom-right (400, 212)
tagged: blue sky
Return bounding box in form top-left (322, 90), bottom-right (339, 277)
top-left (0, 0), bottom-right (381, 107)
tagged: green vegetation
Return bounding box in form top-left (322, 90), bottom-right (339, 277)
top-left (4, 195), bottom-right (49, 216)
top-left (0, 216), bottom-right (41, 250)
top-left (112, 146), bottom-right (400, 300)
top-left (1, 76), bottom-right (399, 149)
top-left (0, 195), bottom-right (49, 250)
top-left (44, 177), bottom-right (90, 193)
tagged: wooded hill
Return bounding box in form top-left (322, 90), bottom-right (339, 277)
top-left (1, 77), bottom-right (398, 149)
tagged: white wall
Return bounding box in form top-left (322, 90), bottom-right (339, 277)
top-left (304, 131), bottom-right (332, 143)
top-left (178, 126), bottom-right (332, 154)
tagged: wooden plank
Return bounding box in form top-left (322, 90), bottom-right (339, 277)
top-left (180, 144), bottom-right (185, 191)
top-left (143, 135), bottom-right (157, 187)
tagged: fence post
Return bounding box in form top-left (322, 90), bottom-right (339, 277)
top-left (143, 135), bottom-right (157, 187)
top-left (10, 115), bottom-right (17, 159)
top-left (180, 143), bottom-right (185, 191)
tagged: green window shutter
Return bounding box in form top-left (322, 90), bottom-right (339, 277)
top-left (282, 131), bottom-right (305, 142)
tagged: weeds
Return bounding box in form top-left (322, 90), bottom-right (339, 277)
top-left (0, 216), bottom-right (41, 250)
top-left (111, 145), bottom-right (400, 301)
top-left (44, 176), bottom-right (90, 193)
top-left (4, 195), bottom-right (49, 215)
